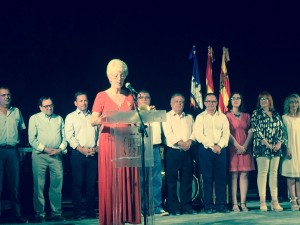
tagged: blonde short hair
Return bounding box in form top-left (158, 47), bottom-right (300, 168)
top-left (106, 59), bottom-right (128, 77)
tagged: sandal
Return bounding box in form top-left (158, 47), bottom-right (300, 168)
top-left (271, 200), bottom-right (283, 212)
top-left (240, 203), bottom-right (249, 212)
top-left (290, 198), bottom-right (299, 211)
top-left (232, 204), bottom-right (240, 212)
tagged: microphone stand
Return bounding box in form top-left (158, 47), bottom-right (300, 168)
top-left (131, 91), bottom-right (149, 225)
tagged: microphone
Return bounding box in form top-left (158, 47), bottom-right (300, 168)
top-left (125, 82), bottom-right (138, 94)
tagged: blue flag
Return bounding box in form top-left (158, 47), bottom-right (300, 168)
top-left (189, 45), bottom-right (203, 109)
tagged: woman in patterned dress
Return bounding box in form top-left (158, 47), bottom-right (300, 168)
top-left (226, 92), bottom-right (255, 212)
top-left (251, 91), bottom-right (285, 212)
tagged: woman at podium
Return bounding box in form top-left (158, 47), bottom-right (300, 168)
top-left (90, 59), bottom-right (141, 225)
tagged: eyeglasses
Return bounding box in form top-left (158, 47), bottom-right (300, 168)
top-left (41, 104), bottom-right (54, 109)
top-left (138, 96), bottom-right (150, 100)
top-left (111, 73), bottom-right (126, 79)
top-left (289, 100), bottom-right (299, 104)
top-left (231, 97), bottom-right (241, 100)
top-left (260, 97), bottom-right (268, 101)
top-left (0, 94), bottom-right (11, 97)
top-left (205, 100), bottom-right (217, 104)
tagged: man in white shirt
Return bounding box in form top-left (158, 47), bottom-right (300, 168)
top-left (162, 93), bottom-right (196, 216)
top-left (194, 93), bottom-right (230, 214)
top-left (0, 86), bottom-right (28, 224)
top-left (137, 90), bottom-right (169, 216)
top-left (65, 91), bottom-right (99, 220)
top-left (28, 97), bottom-right (67, 223)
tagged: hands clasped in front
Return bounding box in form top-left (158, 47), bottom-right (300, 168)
top-left (177, 140), bottom-right (192, 151)
top-left (43, 147), bottom-right (62, 156)
top-left (84, 147), bottom-right (96, 157)
top-left (265, 142), bottom-right (281, 152)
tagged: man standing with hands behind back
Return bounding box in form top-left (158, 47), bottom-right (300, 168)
top-left (0, 86), bottom-right (28, 223)
top-left (28, 96), bottom-right (67, 223)
top-left (194, 93), bottom-right (230, 214)
top-left (65, 91), bottom-right (99, 220)
top-left (162, 93), bottom-right (196, 216)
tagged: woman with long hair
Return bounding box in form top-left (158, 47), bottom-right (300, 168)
top-left (226, 92), bottom-right (255, 212)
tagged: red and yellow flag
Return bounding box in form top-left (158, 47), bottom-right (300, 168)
top-left (218, 47), bottom-right (231, 113)
top-left (206, 46), bottom-right (214, 94)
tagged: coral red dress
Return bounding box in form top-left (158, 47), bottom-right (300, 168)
top-left (92, 91), bottom-right (141, 225)
top-left (226, 112), bottom-right (255, 172)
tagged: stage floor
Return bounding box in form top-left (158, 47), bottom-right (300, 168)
top-left (1, 200), bottom-right (300, 224)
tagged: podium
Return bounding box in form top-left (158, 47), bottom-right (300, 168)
top-left (101, 110), bottom-right (166, 225)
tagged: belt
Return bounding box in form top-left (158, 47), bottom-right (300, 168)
top-left (0, 145), bottom-right (17, 149)
top-left (153, 144), bottom-right (161, 148)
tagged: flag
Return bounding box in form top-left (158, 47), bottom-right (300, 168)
top-left (218, 47), bottom-right (231, 113)
top-left (206, 46), bottom-right (215, 93)
top-left (189, 45), bottom-right (203, 110)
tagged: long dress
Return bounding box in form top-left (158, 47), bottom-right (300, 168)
top-left (281, 115), bottom-right (300, 177)
top-left (226, 112), bottom-right (255, 172)
top-left (92, 91), bottom-right (141, 225)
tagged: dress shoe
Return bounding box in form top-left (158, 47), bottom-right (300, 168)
top-left (169, 211), bottom-right (181, 216)
top-left (216, 206), bottom-right (229, 213)
top-left (86, 213), bottom-right (99, 219)
top-left (204, 208), bottom-right (215, 214)
top-left (182, 209), bottom-right (197, 215)
top-left (51, 215), bottom-right (66, 222)
top-left (74, 214), bottom-right (84, 220)
top-left (154, 208), bottom-right (169, 216)
top-left (14, 216), bottom-right (29, 223)
top-left (34, 215), bottom-right (45, 223)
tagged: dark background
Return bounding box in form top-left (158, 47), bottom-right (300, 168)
top-left (1, 1), bottom-right (299, 141)
top-left (1, 1), bottom-right (297, 210)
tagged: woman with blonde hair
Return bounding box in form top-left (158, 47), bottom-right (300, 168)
top-left (281, 93), bottom-right (300, 211)
top-left (251, 91), bottom-right (285, 212)
top-left (90, 59), bottom-right (141, 225)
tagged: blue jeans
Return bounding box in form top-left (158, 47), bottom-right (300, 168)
top-left (140, 146), bottom-right (163, 212)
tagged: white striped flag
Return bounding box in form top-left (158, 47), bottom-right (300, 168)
top-left (218, 47), bottom-right (231, 113)
top-left (189, 45), bottom-right (203, 110)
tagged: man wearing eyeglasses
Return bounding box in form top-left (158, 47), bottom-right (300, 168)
top-left (28, 97), bottom-right (67, 223)
top-left (137, 90), bottom-right (169, 216)
top-left (194, 93), bottom-right (230, 214)
top-left (0, 87), bottom-right (28, 223)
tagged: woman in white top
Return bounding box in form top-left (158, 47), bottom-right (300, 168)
top-left (281, 93), bottom-right (300, 211)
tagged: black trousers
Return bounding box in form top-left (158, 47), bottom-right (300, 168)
top-left (199, 143), bottom-right (227, 210)
top-left (71, 150), bottom-right (98, 215)
top-left (0, 146), bottom-right (21, 217)
top-left (164, 146), bottom-right (193, 213)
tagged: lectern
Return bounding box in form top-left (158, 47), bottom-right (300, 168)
top-left (101, 110), bottom-right (166, 225)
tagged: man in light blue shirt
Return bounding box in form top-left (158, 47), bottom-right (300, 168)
top-left (65, 91), bottom-right (98, 220)
top-left (28, 96), bottom-right (67, 223)
top-left (0, 86), bottom-right (28, 224)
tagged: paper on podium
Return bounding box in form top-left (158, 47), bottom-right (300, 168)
top-left (101, 110), bottom-right (167, 124)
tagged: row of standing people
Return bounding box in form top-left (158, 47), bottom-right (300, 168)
top-left (1, 58), bottom-right (300, 225)
top-left (0, 87), bottom-right (99, 223)
top-left (162, 90), bottom-right (300, 215)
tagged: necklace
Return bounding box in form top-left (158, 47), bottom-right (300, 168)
top-left (233, 112), bottom-right (241, 118)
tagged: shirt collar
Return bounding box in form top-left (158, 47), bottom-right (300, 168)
top-left (171, 110), bottom-right (185, 117)
top-left (76, 108), bottom-right (91, 116)
top-left (204, 110), bottom-right (220, 116)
